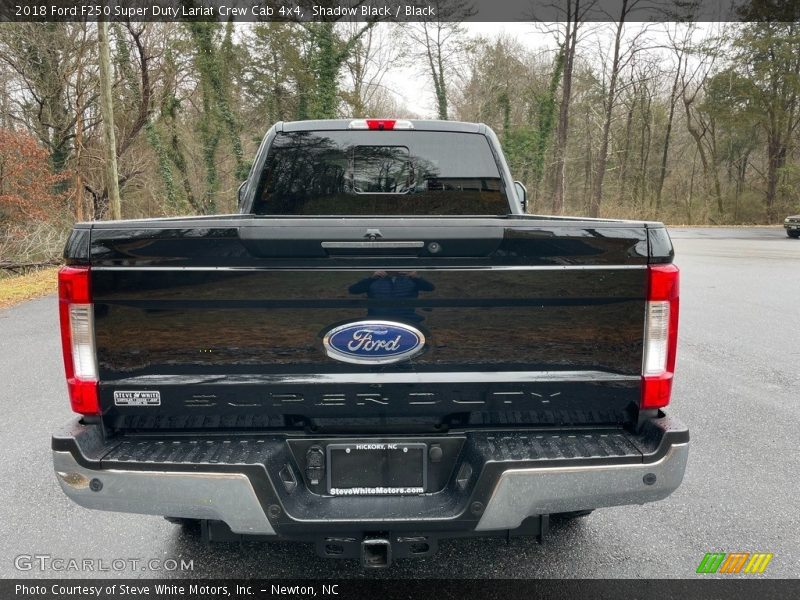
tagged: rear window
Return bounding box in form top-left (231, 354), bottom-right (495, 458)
top-left (252, 130), bottom-right (510, 215)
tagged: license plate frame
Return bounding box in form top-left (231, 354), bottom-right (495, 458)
top-left (326, 442), bottom-right (427, 496)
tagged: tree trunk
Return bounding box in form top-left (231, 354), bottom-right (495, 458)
top-left (552, 3), bottom-right (580, 215)
top-left (312, 23), bottom-right (339, 119)
top-left (709, 122), bottom-right (724, 215)
top-left (683, 91), bottom-right (724, 218)
top-left (73, 96), bottom-right (84, 221)
top-left (765, 133), bottom-right (786, 222)
top-left (618, 95), bottom-right (635, 198)
top-left (73, 31), bottom-right (86, 222)
top-left (684, 100), bottom-right (711, 190)
top-left (733, 148), bottom-right (750, 222)
top-left (98, 19), bottom-right (121, 220)
top-left (685, 149), bottom-right (697, 224)
top-left (655, 53), bottom-right (683, 213)
top-left (582, 103), bottom-right (593, 211)
top-left (436, 45), bottom-right (448, 120)
top-left (638, 95), bottom-right (652, 211)
top-left (422, 23), bottom-right (448, 120)
top-left (532, 48), bottom-right (564, 193)
top-left (590, 2), bottom-right (627, 218)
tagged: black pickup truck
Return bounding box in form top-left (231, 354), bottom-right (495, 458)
top-left (53, 119), bottom-right (687, 567)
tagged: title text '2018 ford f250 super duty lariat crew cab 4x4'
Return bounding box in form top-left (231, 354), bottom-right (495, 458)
top-left (53, 119), bottom-right (688, 567)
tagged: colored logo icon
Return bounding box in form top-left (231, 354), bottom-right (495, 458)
top-left (696, 552), bottom-right (773, 574)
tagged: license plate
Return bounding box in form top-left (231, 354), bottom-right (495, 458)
top-left (327, 442), bottom-right (427, 496)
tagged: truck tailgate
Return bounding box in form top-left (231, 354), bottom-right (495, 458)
top-left (81, 216), bottom-right (660, 431)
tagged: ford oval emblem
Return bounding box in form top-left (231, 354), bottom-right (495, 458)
top-left (323, 320), bottom-right (426, 365)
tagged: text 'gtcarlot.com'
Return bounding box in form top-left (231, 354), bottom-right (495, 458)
top-left (14, 554), bottom-right (194, 572)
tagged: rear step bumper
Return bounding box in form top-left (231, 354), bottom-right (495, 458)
top-left (477, 441), bottom-right (686, 530)
top-left (52, 450), bottom-right (276, 535)
top-left (52, 416), bottom-right (688, 540)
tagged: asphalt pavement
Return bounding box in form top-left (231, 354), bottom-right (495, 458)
top-left (0, 226), bottom-right (798, 579)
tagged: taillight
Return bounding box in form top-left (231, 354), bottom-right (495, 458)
top-left (641, 264), bottom-right (679, 409)
top-left (58, 266), bottom-right (99, 415)
top-left (348, 119), bottom-right (414, 130)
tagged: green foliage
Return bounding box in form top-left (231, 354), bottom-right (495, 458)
top-left (531, 47), bottom-right (564, 187)
top-left (188, 20), bottom-right (246, 193)
top-left (157, 79), bottom-right (199, 214)
top-left (307, 23), bottom-right (339, 119)
top-left (777, 162), bottom-right (800, 209)
top-left (243, 24), bottom-right (302, 123)
top-left (144, 120), bottom-right (177, 210)
top-left (723, 22), bottom-right (800, 215)
top-left (499, 46), bottom-right (563, 193)
top-left (302, 22), bottom-right (376, 120)
top-left (112, 24), bottom-right (140, 104)
top-left (502, 126), bottom-right (537, 184)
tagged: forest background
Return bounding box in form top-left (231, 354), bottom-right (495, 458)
top-left (1, 2), bottom-right (799, 269)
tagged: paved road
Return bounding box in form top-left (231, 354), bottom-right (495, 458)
top-left (0, 227), bottom-right (798, 579)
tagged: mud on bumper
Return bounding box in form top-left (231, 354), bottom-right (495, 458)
top-left (52, 416), bottom-right (688, 549)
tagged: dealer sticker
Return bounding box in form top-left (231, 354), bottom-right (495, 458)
top-left (113, 391), bottom-right (161, 406)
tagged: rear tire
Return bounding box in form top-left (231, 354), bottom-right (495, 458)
top-left (552, 509), bottom-right (594, 519)
top-left (164, 517), bottom-right (201, 532)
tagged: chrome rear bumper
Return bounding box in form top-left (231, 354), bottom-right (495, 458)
top-left (53, 451), bottom-right (275, 535)
top-left (53, 416), bottom-right (688, 537)
top-left (476, 442), bottom-right (688, 530)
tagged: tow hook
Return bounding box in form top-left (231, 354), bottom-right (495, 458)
top-left (361, 537), bottom-right (392, 568)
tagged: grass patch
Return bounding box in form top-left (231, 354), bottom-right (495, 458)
top-left (0, 267), bottom-right (59, 309)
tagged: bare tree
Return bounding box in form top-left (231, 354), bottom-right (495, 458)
top-left (549, 0), bottom-right (596, 214)
top-left (402, 0), bottom-right (473, 119)
top-left (72, 23), bottom-right (92, 221)
top-left (680, 31), bottom-right (725, 216)
top-left (653, 23), bottom-right (695, 213)
top-left (343, 24), bottom-right (406, 116)
top-left (589, 0), bottom-right (648, 217)
top-left (634, 62), bottom-right (656, 210)
top-left (98, 19), bottom-right (121, 219)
